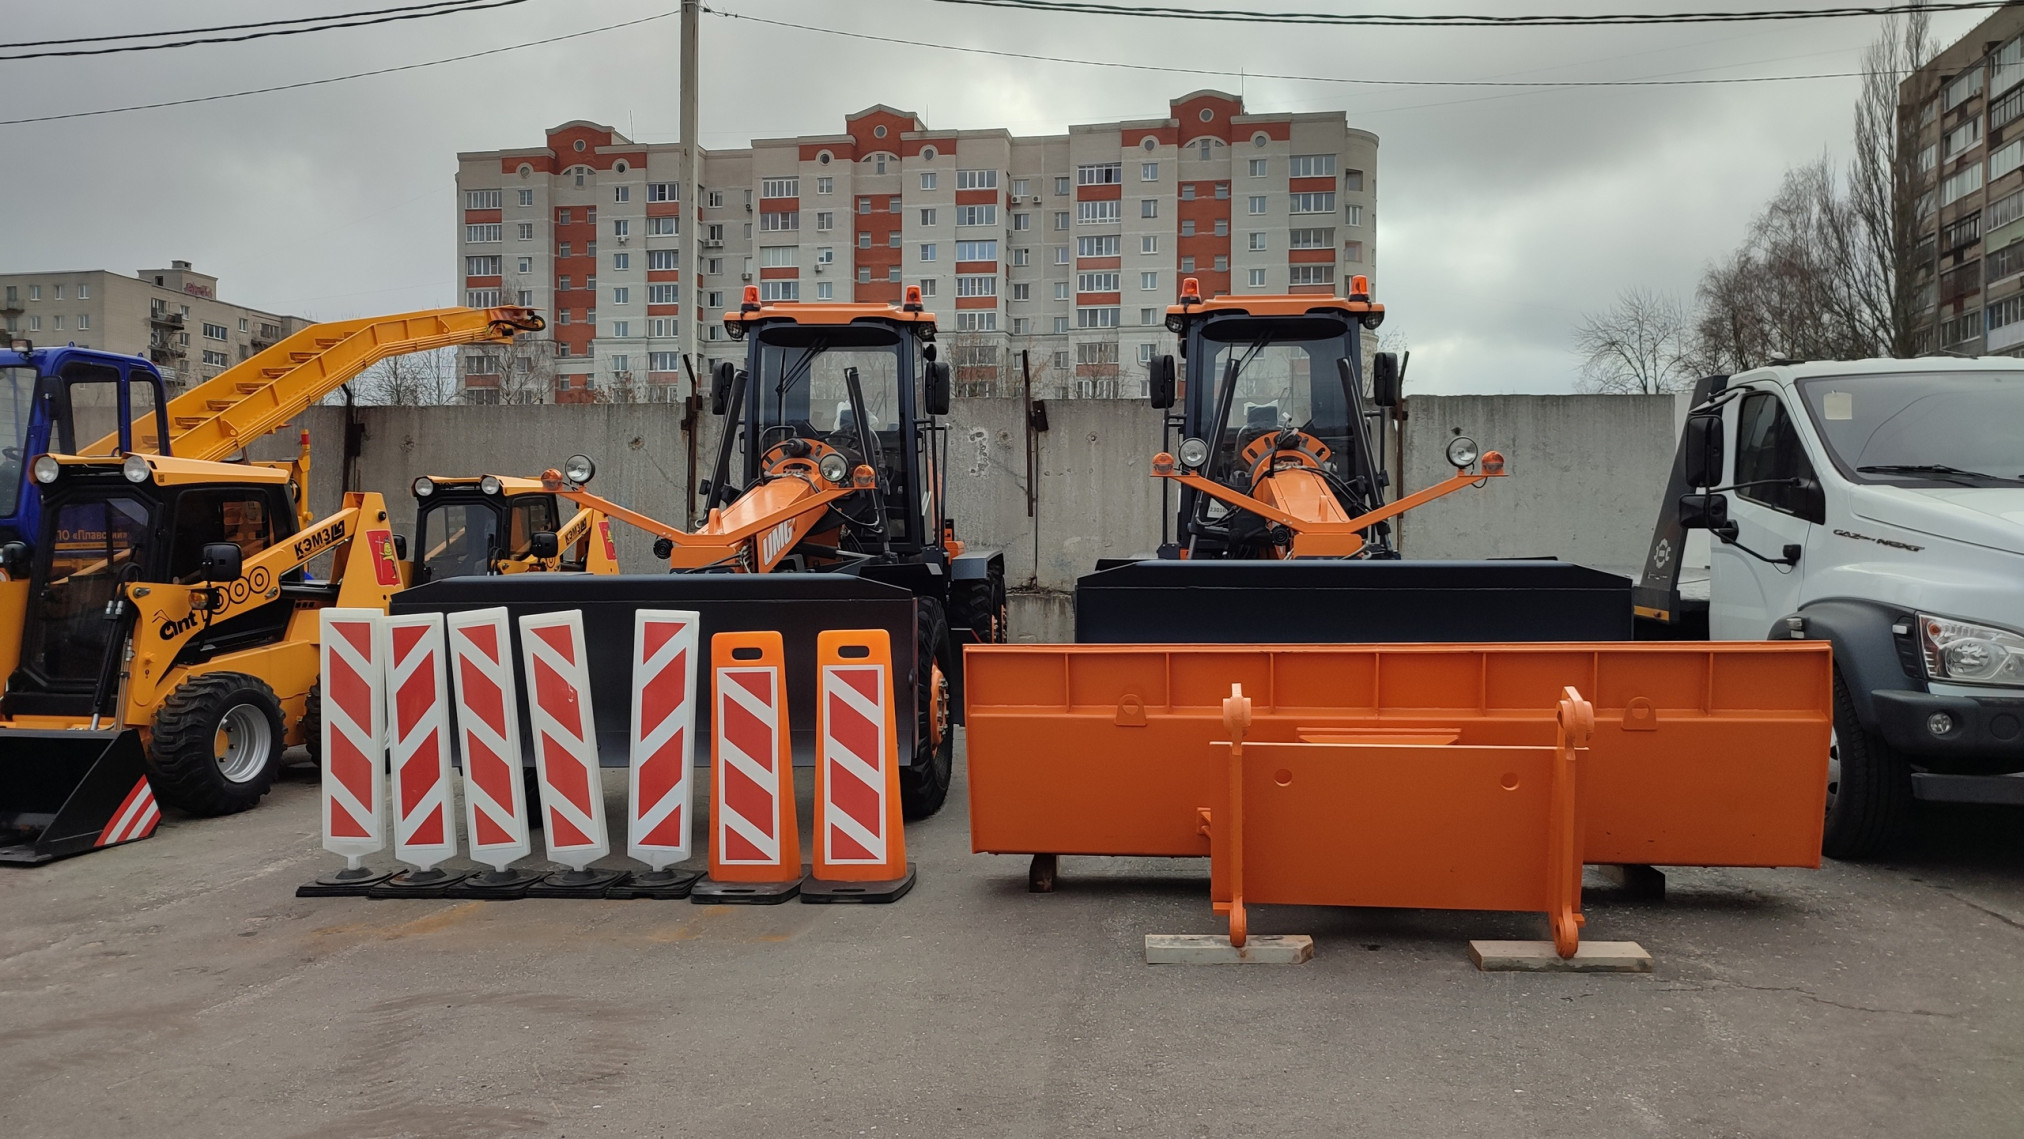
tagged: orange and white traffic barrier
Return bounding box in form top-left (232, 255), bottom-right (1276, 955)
top-left (443, 607), bottom-right (540, 895)
top-left (608, 610), bottom-right (704, 899)
top-left (519, 610), bottom-right (627, 896)
top-left (299, 608), bottom-right (393, 896)
top-left (693, 630), bottom-right (804, 903)
top-left (368, 613), bottom-right (471, 896)
top-left (803, 629), bottom-right (915, 903)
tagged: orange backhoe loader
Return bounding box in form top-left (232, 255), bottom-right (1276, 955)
top-left (961, 279), bottom-right (1832, 956)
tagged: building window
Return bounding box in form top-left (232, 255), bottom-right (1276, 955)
top-left (1198, 139), bottom-right (1212, 160)
top-left (1180, 184), bottom-right (1196, 201)
top-left (612, 219), bottom-right (630, 238)
top-left (1248, 158), bottom-right (1267, 177)
top-left (889, 232), bottom-right (902, 248)
top-left (1012, 283), bottom-right (1031, 301)
top-left (614, 185), bottom-right (631, 203)
top-left (1180, 256), bottom-right (1195, 273)
top-left (466, 189), bottom-right (502, 210)
top-left (918, 279), bottom-right (937, 297)
top-left (1247, 268), bottom-right (1268, 287)
top-left (650, 351), bottom-right (681, 371)
top-left (648, 284), bottom-right (679, 303)
top-left (1140, 162), bottom-right (1160, 182)
top-left (648, 216), bottom-right (676, 235)
top-left (957, 205), bottom-right (999, 226)
top-left (612, 321), bottom-right (630, 338)
top-left (1248, 195), bottom-right (1268, 215)
top-left (760, 177), bottom-right (798, 198)
top-left (759, 280), bottom-right (800, 302)
top-left (1077, 200), bottom-right (1120, 225)
top-left (1054, 247), bottom-right (1070, 265)
top-left (1288, 154), bottom-right (1336, 178)
top-left (1140, 199), bottom-right (1159, 219)
top-left (1052, 317), bottom-right (1070, 334)
top-left (559, 276), bottom-right (571, 290)
top-left (887, 267), bottom-right (902, 282)
top-left (1215, 183), bottom-right (1230, 200)
top-left (1077, 272), bottom-right (1120, 293)
top-left (816, 247), bottom-right (834, 265)
top-left (202, 322), bottom-right (228, 340)
top-left (1289, 227), bottom-right (1334, 249)
top-left (1213, 219), bottom-right (1229, 236)
top-left (859, 231), bottom-right (872, 249)
top-left (873, 154), bottom-right (889, 174)
top-left (920, 171), bottom-right (938, 190)
top-left (956, 239), bottom-right (998, 260)
top-left (517, 256), bottom-right (534, 273)
top-left (859, 196), bottom-right (872, 215)
top-left (759, 211), bottom-right (799, 231)
top-left (706, 291), bottom-right (724, 308)
top-left (815, 176), bottom-right (833, 194)
top-left (1345, 240), bottom-right (1364, 263)
top-left (957, 168), bottom-right (999, 190)
top-left (202, 349), bottom-right (230, 367)
top-left (888, 195), bottom-right (901, 212)
top-left (816, 281), bottom-right (834, 300)
top-left (1012, 212), bottom-right (1031, 231)
top-left (1345, 205), bottom-right (1364, 227)
top-left (77, 284), bottom-right (89, 299)
top-left (648, 182), bottom-right (679, 201)
top-left (921, 243), bottom-right (937, 262)
top-left (920, 208), bottom-right (938, 226)
top-left (649, 318), bottom-right (676, 337)
top-left (466, 255), bottom-right (502, 276)
top-left (518, 189), bottom-right (536, 206)
top-left (1054, 282), bottom-right (1071, 301)
top-left (858, 267), bottom-right (872, 283)
top-left (1140, 271), bottom-right (1159, 291)
top-left (1076, 307), bottom-right (1120, 329)
top-left (1140, 307), bottom-right (1158, 324)
top-left (1076, 163), bottom-right (1122, 185)
top-left (1290, 192), bottom-right (1336, 214)
top-left (1012, 247), bottom-right (1030, 266)
top-left (1076, 235), bottom-right (1120, 257)
top-left (1247, 232), bottom-right (1266, 251)
top-left (1013, 178), bottom-right (1031, 197)
top-left (1013, 317), bottom-right (1033, 335)
top-left (1140, 235), bottom-right (1159, 254)
top-left (1053, 211), bottom-right (1070, 230)
top-left (816, 212), bottom-right (834, 231)
top-left (1344, 169), bottom-right (1365, 192)
top-left (1213, 255), bottom-right (1228, 272)
top-left (466, 224), bottom-right (502, 243)
top-left (1051, 176), bottom-right (1068, 195)
top-left (77, 313), bottom-right (91, 330)
top-left (612, 287), bottom-right (631, 304)
top-left (955, 312), bottom-right (998, 332)
top-left (1181, 220), bottom-right (1196, 237)
top-left (1138, 343), bottom-right (1156, 365)
top-left (957, 275), bottom-right (997, 297)
top-left (649, 249), bottom-right (678, 270)
top-left (466, 289), bottom-right (502, 307)
top-left (1288, 265), bottom-right (1332, 286)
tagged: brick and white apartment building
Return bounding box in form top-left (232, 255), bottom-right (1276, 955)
top-left (453, 90), bottom-right (1376, 403)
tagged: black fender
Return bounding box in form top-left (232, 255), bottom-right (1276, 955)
top-left (1773, 599), bottom-right (1925, 729)
top-left (950, 548), bottom-right (1003, 581)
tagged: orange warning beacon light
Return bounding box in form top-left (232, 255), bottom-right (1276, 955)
top-left (1349, 274), bottom-right (1371, 302)
top-left (903, 284), bottom-right (924, 312)
top-left (741, 284), bottom-right (761, 312)
top-left (1179, 276), bottom-right (1202, 304)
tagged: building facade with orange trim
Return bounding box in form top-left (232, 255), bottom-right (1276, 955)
top-left (452, 91), bottom-right (1376, 403)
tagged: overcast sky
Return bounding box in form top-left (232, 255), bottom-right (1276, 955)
top-left (0, 1), bottom-right (1995, 393)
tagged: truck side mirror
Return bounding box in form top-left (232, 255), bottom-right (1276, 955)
top-left (1677, 492), bottom-right (1730, 532)
top-left (529, 531), bottom-right (560, 560)
top-left (1149, 354), bottom-right (1176, 409)
top-left (1371, 352), bottom-right (1401, 408)
top-left (710, 361), bottom-right (737, 416)
top-left (0, 541), bottom-right (26, 575)
top-left (1683, 413), bottom-right (1724, 488)
top-left (201, 542), bottom-right (243, 583)
top-left (392, 533), bottom-right (409, 561)
top-left (925, 360), bottom-right (952, 416)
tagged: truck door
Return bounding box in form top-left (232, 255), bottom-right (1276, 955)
top-left (1709, 388), bottom-right (1824, 640)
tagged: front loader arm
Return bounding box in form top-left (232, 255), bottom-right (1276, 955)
top-left (119, 492), bottom-right (402, 720)
top-left (544, 464), bottom-right (874, 572)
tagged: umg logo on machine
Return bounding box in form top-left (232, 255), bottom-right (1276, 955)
top-left (761, 520), bottom-right (796, 566)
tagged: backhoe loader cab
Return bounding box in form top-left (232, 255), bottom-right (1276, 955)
top-left (409, 475), bottom-right (618, 583)
top-left (0, 344), bottom-right (172, 549)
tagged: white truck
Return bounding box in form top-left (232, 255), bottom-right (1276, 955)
top-left (1634, 359), bottom-right (2024, 858)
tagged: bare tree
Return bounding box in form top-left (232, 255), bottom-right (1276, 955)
top-left (1852, 8), bottom-right (1936, 358)
top-left (1574, 288), bottom-right (1697, 394)
top-left (361, 346), bottom-right (458, 405)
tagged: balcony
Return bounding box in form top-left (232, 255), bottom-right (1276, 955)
top-left (149, 310), bottom-right (184, 327)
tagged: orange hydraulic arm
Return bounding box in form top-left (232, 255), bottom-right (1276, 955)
top-left (1151, 434), bottom-right (1506, 558)
top-left (91, 306), bottom-right (545, 461)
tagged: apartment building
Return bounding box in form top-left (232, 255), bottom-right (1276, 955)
top-left (1907, 6), bottom-right (2024, 354)
top-left (453, 91), bottom-right (1377, 403)
top-left (0, 261), bottom-right (303, 392)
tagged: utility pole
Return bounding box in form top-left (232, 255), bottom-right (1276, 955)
top-left (679, 0), bottom-right (704, 515)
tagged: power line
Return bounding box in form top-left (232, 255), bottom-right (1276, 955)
top-left (0, 0), bottom-right (514, 50)
top-left (706, 9), bottom-right (1885, 89)
top-left (0, 0), bottom-right (532, 62)
top-left (923, 0), bottom-right (2013, 28)
top-left (0, 10), bottom-right (678, 127)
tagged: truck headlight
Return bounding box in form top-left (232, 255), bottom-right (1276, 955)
top-left (818, 452), bottom-right (850, 483)
top-left (122, 454), bottom-right (151, 483)
top-left (412, 476), bottom-right (435, 497)
top-left (1177, 436), bottom-right (1210, 471)
top-left (31, 455), bottom-right (59, 485)
top-left (480, 475), bottom-right (502, 496)
top-left (563, 454), bottom-right (596, 485)
top-left (1919, 613), bottom-right (2024, 687)
top-left (1445, 436), bottom-right (1479, 469)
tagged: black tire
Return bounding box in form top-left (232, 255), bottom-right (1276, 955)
top-left (950, 565), bottom-right (1010, 645)
top-left (147, 672), bottom-right (286, 816)
top-left (1821, 669), bottom-right (1912, 859)
top-left (900, 597), bottom-right (955, 820)
top-left (301, 681), bottom-right (322, 767)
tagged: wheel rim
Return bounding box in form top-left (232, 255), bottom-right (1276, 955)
top-left (214, 703), bottom-right (274, 784)
top-left (928, 663), bottom-right (950, 748)
top-left (1825, 725), bottom-right (1841, 815)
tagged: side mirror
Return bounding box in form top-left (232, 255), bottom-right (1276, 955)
top-left (1677, 492), bottom-right (1730, 532)
top-left (1149, 354), bottom-right (1176, 410)
top-left (0, 541), bottom-right (26, 575)
top-left (200, 542), bottom-right (243, 583)
top-left (1371, 352), bottom-right (1401, 408)
top-left (926, 360), bottom-right (952, 417)
top-left (392, 533), bottom-right (409, 560)
top-left (710, 361), bottom-right (737, 416)
top-left (1683, 413), bottom-right (1724, 488)
top-left (529, 531), bottom-right (560, 560)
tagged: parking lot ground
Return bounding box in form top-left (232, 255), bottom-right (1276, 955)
top-left (3, 742), bottom-right (2021, 1138)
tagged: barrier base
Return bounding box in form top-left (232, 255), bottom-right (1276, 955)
top-left (692, 873), bottom-right (804, 904)
top-left (445, 867), bottom-right (545, 899)
top-left (296, 866), bottom-right (394, 898)
top-left (368, 867), bottom-right (474, 898)
top-left (1028, 853), bottom-right (1058, 893)
top-left (802, 864), bottom-right (916, 904)
top-left (526, 868), bottom-right (629, 898)
top-left (606, 867), bottom-right (703, 899)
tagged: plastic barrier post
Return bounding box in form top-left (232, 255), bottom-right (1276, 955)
top-left (693, 631), bottom-right (805, 903)
top-left (440, 607), bottom-right (542, 897)
top-left (803, 629), bottom-right (915, 903)
top-left (608, 610), bottom-right (704, 899)
top-left (298, 609), bottom-right (393, 897)
top-left (519, 610), bottom-right (628, 896)
top-left (367, 613), bottom-right (472, 897)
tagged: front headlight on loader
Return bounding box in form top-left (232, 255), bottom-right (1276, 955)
top-left (819, 452), bottom-right (850, 483)
top-left (480, 475), bottom-right (502, 496)
top-left (413, 476), bottom-right (436, 497)
top-left (1919, 613), bottom-right (2024, 687)
top-left (31, 455), bottom-right (59, 485)
top-left (1177, 437), bottom-right (1210, 471)
top-left (563, 454), bottom-right (596, 485)
top-left (1445, 436), bottom-right (1479, 469)
top-left (121, 454), bottom-right (150, 483)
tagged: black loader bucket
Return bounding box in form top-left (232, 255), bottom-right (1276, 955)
top-left (393, 572), bottom-right (922, 765)
top-left (0, 728), bottom-right (156, 865)
top-left (1074, 559), bottom-right (1634, 644)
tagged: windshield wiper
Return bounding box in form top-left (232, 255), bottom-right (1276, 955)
top-left (1858, 464), bottom-right (2024, 484)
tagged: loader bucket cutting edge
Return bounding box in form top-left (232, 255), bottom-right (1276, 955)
top-left (963, 641), bottom-right (1833, 872)
top-left (0, 729), bottom-right (156, 865)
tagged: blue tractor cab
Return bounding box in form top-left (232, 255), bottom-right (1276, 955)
top-left (0, 342), bottom-right (173, 551)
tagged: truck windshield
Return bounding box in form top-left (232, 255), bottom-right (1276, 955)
top-left (1796, 372), bottom-right (2024, 486)
top-left (0, 366), bottom-right (33, 517)
top-left (1197, 317), bottom-right (1358, 484)
top-left (416, 500), bottom-right (499, 581)
top-left (24, 493), bottom-right (153, 685)
top-left (753, 326), bottom-right (904, 440)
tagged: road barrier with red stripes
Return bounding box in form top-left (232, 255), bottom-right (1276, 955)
top-left (609, 609), bottom-right (704, 899)
top-left (370, 613), bottom-right (470, 896)
top-left (443, 607), bottom-right (542, 896)
top-left (299, 609), bottom-right (394, 896)
top-left (519, 610), bottom-right (628, 896)
top-left (805, 629), bottom-right (915, 903)
top-left (694, 631), bottom-right (805, 903)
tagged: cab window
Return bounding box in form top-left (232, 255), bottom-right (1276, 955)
top-left (508, 495), bottom-right (559, 558)
top-left (167, 490), bottom-right (277, 584)
top-left (1735, 392), bottom-right (1823, 522)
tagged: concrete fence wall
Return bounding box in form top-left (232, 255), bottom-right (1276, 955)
top-left (255, 392), bottom-right (1684, 638)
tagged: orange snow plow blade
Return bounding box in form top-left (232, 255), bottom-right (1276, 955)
top-left (964, 641), bottom-right (1832, 872)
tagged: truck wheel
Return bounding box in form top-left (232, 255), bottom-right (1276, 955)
top-left (148, 672), bottom-right (286, 816)
top-left (951, 566), bottom-right (1010, 644)
top-left (900, 597), bottom-right (955, 820)
top-left (1821, 669), bottom-right (1912, 859)
top-left (301, 682), bottom-right (322, 767)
